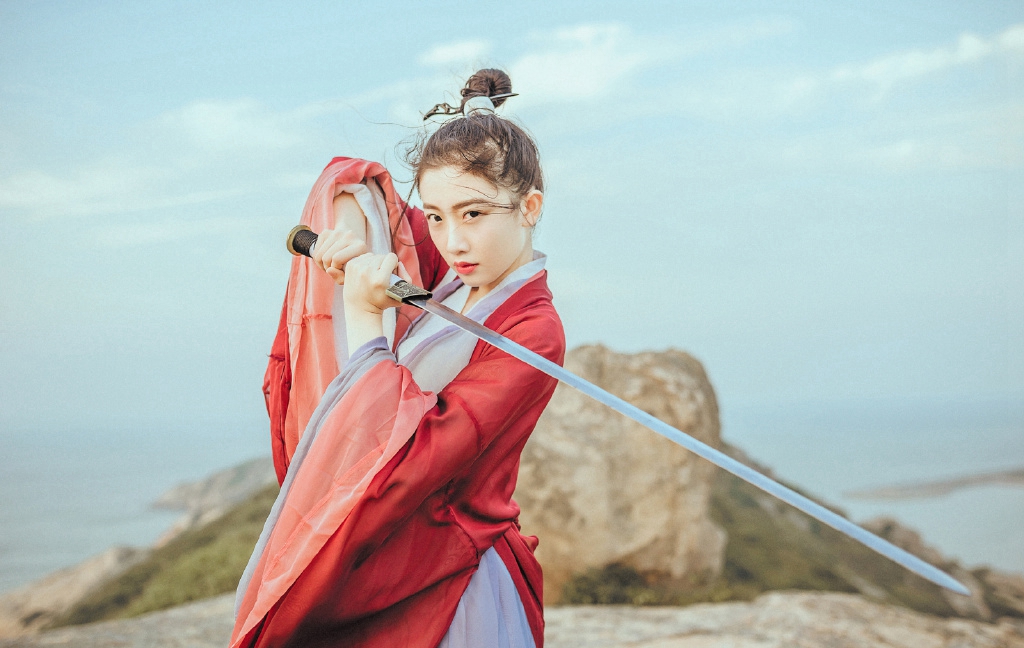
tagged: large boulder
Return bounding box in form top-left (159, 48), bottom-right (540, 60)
top-left (514, 344), bottom-right (726, 603)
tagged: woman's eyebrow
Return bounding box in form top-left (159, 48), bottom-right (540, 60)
top-left (422, 198), bottom-right (492, 212)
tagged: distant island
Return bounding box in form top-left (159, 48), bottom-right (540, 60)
top-left (846, 468), bottom-right (1024, 501)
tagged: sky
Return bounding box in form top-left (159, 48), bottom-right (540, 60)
top-left (1, 0), bottom-right (1022, 441)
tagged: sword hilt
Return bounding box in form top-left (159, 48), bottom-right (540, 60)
top-left (286, 225), bottom-right (318, 257)
top-left (285, 225), bottom-right (432, 304)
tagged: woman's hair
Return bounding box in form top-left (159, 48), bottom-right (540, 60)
top-left (404, 69), bottom-right (544, 203)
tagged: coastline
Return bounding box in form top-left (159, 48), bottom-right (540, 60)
top-left (845, 468), bottom-right (1024, 500)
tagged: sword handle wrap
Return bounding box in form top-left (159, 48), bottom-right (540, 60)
top-left (286, 225), bottom-right (318, 257)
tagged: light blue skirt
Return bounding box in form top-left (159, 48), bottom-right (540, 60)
top-left (437, 547), bottom-right (536, 648)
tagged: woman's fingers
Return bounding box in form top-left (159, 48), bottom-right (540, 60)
top-left (377, 253), bottom-right (399, 278)
top-left (310, 228), bottom-right (367, 272)
top-left (396, 261), bottom-right (412, 283)
top-left (310, 228), bottom-right (333, 271)
top-left (323, 237), bottom-right (367, 271)
top-left (343, 253), bottom-right (403, 311)
top-left (325, 266), bottom-right (345, 285)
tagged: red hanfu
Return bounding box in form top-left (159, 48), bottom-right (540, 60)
top-left (232, 157), bottom-right (564, 648)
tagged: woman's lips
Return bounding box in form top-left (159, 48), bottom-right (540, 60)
top-left (454, 262), bottom-right (478, 274)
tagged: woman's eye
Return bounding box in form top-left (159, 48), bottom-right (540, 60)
top-left (465, 211), bottom-right (481, 219)
top-left (427, 214), bottom-right (442, 224)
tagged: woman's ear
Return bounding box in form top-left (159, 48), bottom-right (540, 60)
top-left (520, 189), bottom-right (543, 227)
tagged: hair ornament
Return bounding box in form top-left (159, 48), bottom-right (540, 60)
top-left (422, 92), bottom-right (519, 121)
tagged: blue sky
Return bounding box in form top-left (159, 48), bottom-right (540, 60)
top-left (1, 1), bottom-right (1022, 437)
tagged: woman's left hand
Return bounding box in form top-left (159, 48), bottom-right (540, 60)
top-left (342, 252), bottom-right (405, 315)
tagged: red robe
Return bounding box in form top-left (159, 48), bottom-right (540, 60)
top-left (236, 158), bottom-right (565, 648)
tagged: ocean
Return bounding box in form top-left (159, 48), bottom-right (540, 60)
top-left (1, 398), bottom-right (1021, 594)
top-left (722, 398), bottom-right (1024, 575)
top-left (0, 423), bottom-right (268, 593)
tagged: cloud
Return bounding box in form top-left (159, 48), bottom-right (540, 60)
top-left (88, 214), bottom-right (251, 249)
top-left (5, 20), bottom-right (1019, 229)
top-left (155, 99), bottom-right (307, 155)
top-left (652, 23), bottom-right (1024, 126)
top-left (0, 163), bottom-right (242, 219)
top-left (509, 24), bottom-right (663, 106)
top-left (0, 101), bottom-right (309, 222)
top-left (0, 98), bottom-right (333, 222)
top-left (676, 17), bottom-right (796, 56)
top-left (419, 40), bottom-right (491, 67)
top-left (503, 19), bottom-right (798, 115)
top-left (832, 23), bottom-right (1024, 91)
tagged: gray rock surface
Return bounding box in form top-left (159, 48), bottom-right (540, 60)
top-left (0, 594), bottom-right (235, 648)
top-left (545, 592), bottom-right (1024, 647)
top-left (5, 592), bottom-right (1022, 648)
top-left (514, 344), bottom-right (727, 603)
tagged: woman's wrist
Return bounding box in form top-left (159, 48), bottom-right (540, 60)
top-left (345, 307), bottom-right (385, 352)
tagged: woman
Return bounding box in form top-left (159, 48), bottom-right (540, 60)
top-left (231, 69), bottom-right (564, 648)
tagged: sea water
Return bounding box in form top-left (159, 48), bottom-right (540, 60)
top-left (722, 397), bottom-right (1024, 575)
top-left (0, 424), bottom-right (268, 593)
top-left (1, 398), bottom-right (1021, 594)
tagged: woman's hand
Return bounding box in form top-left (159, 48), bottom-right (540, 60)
top-left (311, 228), bottom-right (367, 286)
top-left (343, 252), bottom-right (405, 315)
top-left (343, 252), bottom-right (405, 351)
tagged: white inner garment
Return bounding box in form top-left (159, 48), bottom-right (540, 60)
top-left (330, 182), bottom-right (397, 368)
top-left (437, 547), bottom-right (536, 648)
top-left (394, 252), bottom-right (546, 395)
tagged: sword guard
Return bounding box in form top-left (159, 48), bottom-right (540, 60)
top-left (386, 279), bottom-right (432, 303)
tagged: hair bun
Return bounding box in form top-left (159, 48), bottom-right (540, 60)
top-left (460, 69), bottom-right (513, 110)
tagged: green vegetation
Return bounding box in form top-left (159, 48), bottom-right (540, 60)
top-left (49, 483), bottom-right (279, 628)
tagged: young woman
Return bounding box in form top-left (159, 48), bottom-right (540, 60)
top-left (231, 69), bottom-right (564, 648)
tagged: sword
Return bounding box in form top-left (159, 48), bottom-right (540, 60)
top-left (286, 225), bottom-right (971, 597)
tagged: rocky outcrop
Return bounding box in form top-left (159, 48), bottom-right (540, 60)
top-left (4, 591), bottom-right (1022, 648)
top-left (0, 547), bottom-right (148, 638)
top-left (152, 456), bottom-right (276, 546)
top-left (862, 517), bottom-right (1024, 623)
top-left (0, 458), bottom-right (277, 640)
top-left (514, 344), bottom-right (727, 603)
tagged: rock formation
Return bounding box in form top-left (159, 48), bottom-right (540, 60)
top-left (863, 516), bottom-right (1024, 622)
top-left (0, 458), bottom-right (276, 640)
top-left (152, 456), bottom-right (276, 546)
top-left (514, 344), bottom-right (727, 603)
top-left (0, 547), bottom-right (147, 638)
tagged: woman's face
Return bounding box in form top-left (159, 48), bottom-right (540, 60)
top-left (419, 166), bottom-right (541, 298)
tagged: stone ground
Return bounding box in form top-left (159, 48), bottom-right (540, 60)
top-left (3, 591), bottom-right (1022, 648)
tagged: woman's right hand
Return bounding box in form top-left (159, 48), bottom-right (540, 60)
top-left (311, 228), bottom-right (368, 285)
top-left (311, 192), bottom-right (370, 285)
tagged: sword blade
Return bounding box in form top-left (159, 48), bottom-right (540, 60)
top-left (408, 294), bottom-right (971, 597)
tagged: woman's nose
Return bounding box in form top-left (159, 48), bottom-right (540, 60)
top-left (445, 223), bottom-right (469, 253)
